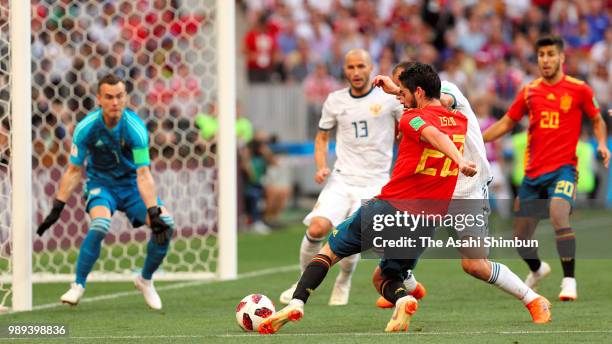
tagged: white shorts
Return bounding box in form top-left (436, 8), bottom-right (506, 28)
top-left (448, 183), bottom-right (490, 240)
top-left (303, 173), bottom-right (388, 227)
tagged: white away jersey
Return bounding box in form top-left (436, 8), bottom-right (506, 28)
top-left (441, 81), bottom-right (492, 198)
top-left (319, 87), bottom-right (403, 186)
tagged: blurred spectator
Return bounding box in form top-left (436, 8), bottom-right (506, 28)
top-left (243, 13), bottom-right (280, 83)
top-left (301, 11), bottom-right (333, 62)
top-left (277, 18), bottom-right (299, 56)
top-left (474, 94), bottom-right (511, 217)
top-left (588, 62), bottom-right (611, 131)
top-left (486, 56), bottom-right (523, 118)
top-left (239, 132), bottom-right (279, 234)
top-left (589, 63), bottom-right (610, 107)
top-left (325, 39), bottom-right (346, 80)
top-left (566, 20), bottom-right (598, 50)
top-left (584, 0), bottom-right (610, 43)
top-left (439, 54), bottom-right (469, 95)
top-left (590, 27), bottom-right (612, 73)
top-left (303, 62), bottom-right (342, 139)
top-left (284, 38), bottom-right (314, 82)
top-left (456, 8), bottom-right (487, 55)
top-left (478, 28), bottom-right (511, 67)
top-left (261, 135), bottom-right (292, 228)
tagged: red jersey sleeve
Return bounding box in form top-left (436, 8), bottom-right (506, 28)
top-left (580, 84), bottom-right (601, 119)
top-left (506, 86), bottom-right (528, 121)
top-left (400, 109), bottom-right (433, 137)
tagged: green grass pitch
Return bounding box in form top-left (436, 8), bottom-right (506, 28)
top-left (1, 210), bottom-right (611, 343)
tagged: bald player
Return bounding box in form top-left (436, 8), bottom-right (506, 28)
top-left (279, 49), bottom-right (404, 306)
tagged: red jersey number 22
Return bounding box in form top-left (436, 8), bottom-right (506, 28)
top-left (415, 135), bottom-right (466, 177)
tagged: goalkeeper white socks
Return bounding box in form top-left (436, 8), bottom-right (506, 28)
top-left (488, 262), bottom-right (538, 305)
top-left (299, 233), bottom-right (324, 273)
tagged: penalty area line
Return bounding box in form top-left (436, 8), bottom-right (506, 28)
top-left (9, 264), bottom-right (300, 314)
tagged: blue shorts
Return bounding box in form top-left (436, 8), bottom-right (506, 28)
top-left (328, 198), bottom-right (432, 280)
top-left (327, 198), bottom-right (391, 258)
top-left (84, 182), bottom-right (163, 227)
top-left (516, 164), bottom-right (577, 218)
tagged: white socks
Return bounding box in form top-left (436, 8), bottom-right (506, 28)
top-left (299, 232), bottom-right (359, 285)
top-left (289, 298), bottom-right (305, 307)
top-left (336, 253), bottom-right (359, 284)
top-left (300, 233), bottom-right (324, 273)
top-left (488, 262), bottom-right (538, 305)
top-left (404, 272), bottom-right (417, 292)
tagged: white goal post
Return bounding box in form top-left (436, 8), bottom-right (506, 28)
top-left (4, 0), bottom-right (237, 312)
top-left (10, 0), bottom-right (33, 312)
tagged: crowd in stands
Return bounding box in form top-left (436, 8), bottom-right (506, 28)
top-left (240, 0), bottom-right (611, 124)
top-left (239, 0), bottom-right (612, 216)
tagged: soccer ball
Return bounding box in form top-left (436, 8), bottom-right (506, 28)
top-left (235, 294), bottom-right (276, 332)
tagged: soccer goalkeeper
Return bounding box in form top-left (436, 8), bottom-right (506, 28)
top-left (37, 74), bottom-right (174, 310)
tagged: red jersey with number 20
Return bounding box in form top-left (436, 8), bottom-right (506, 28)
top-left (378, 105), bottom-right (468, 201)
top-left (506, 75), bottom-right (600, 178)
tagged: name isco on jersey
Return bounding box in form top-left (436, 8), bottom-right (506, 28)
top-left (372, 211), bottom-right (486, 232)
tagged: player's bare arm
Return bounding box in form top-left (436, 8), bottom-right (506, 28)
top-left (482, 114), bottom-right (517, 142)
top-left (372, 75), bottom-right (400, 95)
top-left (440, 94), bottom-right (454, 109)
top-left (373, 75), bottom-right (455, 109)
top-left (590, 114), bottom-right (610, 168)
top-left (314, 130), bottom-right (331, 184)
top-left (136, 166), bottom-right (159, 209)
top-left (56, 163), bottom-right (84, 202)
top-left (421, 126), bottom-right (477, 177)
top-left (36, 163), bottom-right (83, 236)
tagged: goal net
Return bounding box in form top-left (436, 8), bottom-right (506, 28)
top-left (0, 0), bottom-right (12, 310)
top-left (1, 0), bottom-right (236, 311)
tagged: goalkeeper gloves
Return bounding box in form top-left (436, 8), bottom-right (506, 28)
top-left (37, 199), bottom-right (66, 236)
top-left (147, 206), bottom-right (170, 245)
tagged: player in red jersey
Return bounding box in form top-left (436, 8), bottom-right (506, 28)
top-left (372, 62), bottom-right (551, 325)
top-left (259, 63), bottom-right (479, 334)
top-left (483, 35), bottom-right (610, 301)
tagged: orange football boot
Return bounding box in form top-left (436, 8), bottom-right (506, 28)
top-left (258, 304), bottom-right (304, 334)
top-left (376, 282), bottom-right (426, 309)
top-left (526, 296), bottom-right (552, 324)
top-left (384, 296), bottom-right (418, 332)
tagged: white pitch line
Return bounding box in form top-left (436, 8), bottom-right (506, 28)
top-left (1, 329), bottom-right (612, 341)
top-left (216, 329), bottom-right (612, 338)
top-left (8, 264), bottom-right (299, 314)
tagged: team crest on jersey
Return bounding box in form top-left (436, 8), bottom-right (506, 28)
top-left (369, 103), bottom-right (382, 116)
top-left (70, 144), bottom-right (78, 157)
top-left (560, 94), bottom-right (572, 113)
